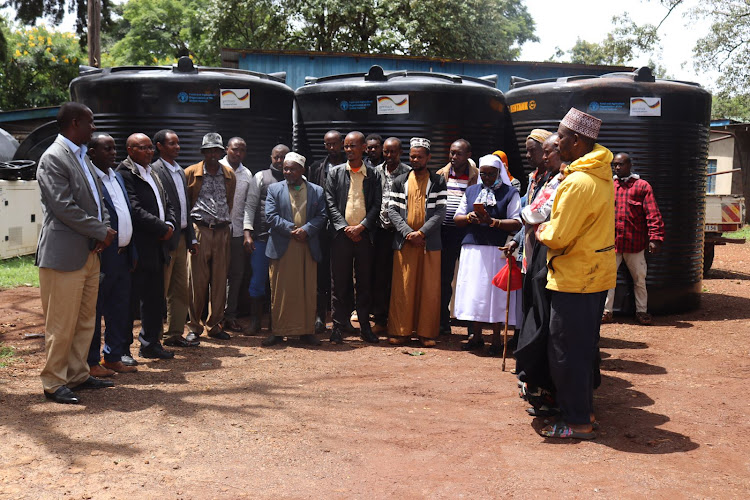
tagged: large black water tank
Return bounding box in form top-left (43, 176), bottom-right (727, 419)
top-left (505, 67), bottom-right (711, 314)
top-left (294, 65), bottom-right (521, 177)
top-left (70, 57), bottom-right (293, 172)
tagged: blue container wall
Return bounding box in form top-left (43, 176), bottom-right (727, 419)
top-left (236, 53), bottom-right (628, 92)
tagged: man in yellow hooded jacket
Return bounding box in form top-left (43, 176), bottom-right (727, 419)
top-left (534, 107), bottom-right (616, 440)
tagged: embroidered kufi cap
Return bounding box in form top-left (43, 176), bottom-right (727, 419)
top-left (527, 129), bottom-right (552, 144)
top-left (410, 137), bottom-right (431, 150)
top-left (560, 108), bottom-right (602, 139)
top-left (284, 151), bottom-right (306, 168)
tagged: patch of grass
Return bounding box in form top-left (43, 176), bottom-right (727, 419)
top-left (723, 224), bottom-right (750, 240)
top-left (0, 344), bottom-right (17, 368)
top-left (0, 254), bottom-right (38, 290)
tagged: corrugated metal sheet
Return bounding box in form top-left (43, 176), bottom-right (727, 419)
top-left (222, 49), bottom-right (634, 92)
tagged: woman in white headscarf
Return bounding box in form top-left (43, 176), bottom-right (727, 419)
top-left (453, 154), bottom-right (522, 354)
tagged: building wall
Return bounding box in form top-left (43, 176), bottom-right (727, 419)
top-left (223, 50), bottom-right (634, 92)
top-left (708, 131), bottom-right (735, 195)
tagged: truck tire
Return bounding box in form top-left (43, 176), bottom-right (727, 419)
top-left (703, 243), bottom-right (715, 275)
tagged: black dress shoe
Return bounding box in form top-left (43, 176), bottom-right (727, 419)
top-left (360, 325), bottom-right (379, 344)
top-left (329, 327), bottom-right (344, 344)
top-left (261, 335), bottom-right (283, 346)
top-left (314, 317), bottom-right (326, 334)
top-left (300, 334), bottom-right (322, 346)
top-left (120, 354), bottom-right (139, 366)
top-left (139, 343), bottom-right (175, 359)
top-left (164, 336), bottom-right (200, 347)
top-left (462, 334), bottom-right (485, 351)
top-left (208, 330), bottom-right (231, 340)
top-left (224, 319), bottom-right (242, 332)
top-left (185, 331), bottom-right (200, 343)
top-left (439, 324), bottom-right (452, 336)
top-left (44, 386), bottom-right (80, 404)
top-left (72, 376), bottom-right (115, 390)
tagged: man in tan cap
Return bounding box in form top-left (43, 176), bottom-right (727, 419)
top-left (261, 152), bottom-right (328, 346)
top-left (534, 108), bottom-right (616, 440)
top-left (184, 133), bottom-right (237, 342)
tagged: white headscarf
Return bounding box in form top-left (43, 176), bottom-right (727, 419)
top-left (476, 154), bottom-right (511, 206)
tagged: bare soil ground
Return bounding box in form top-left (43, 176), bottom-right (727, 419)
top-left (1, 243), bottom-right (749, 499)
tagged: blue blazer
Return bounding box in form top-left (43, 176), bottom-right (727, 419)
top-left (265, 180), bottom-right (327, 262)
top-left (100, 171), bottom-right (137, 273)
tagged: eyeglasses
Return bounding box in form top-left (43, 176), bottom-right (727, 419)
top-left (133, 145), bottom-right (155, 151)
top-left (479, 171), bottom-right (498, 177)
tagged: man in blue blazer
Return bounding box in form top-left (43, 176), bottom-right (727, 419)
top-left (36, 103), bottom-right (117, 404)
top-left (86, 134), bottom-right (139, 376)
top-left (262, 152), bottom-right (328, 347)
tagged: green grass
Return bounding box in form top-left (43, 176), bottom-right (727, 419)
top-left (723, 224), bottom-right (750, 240)
top-left (0, 344), bottom-right (17, 368)
top-left (0, 255), bottom-right (39, 289)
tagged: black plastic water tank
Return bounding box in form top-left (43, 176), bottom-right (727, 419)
top-left (294, 65), bottom-right (521, 177)
top-left (505, 67), bottom-right (711, 313)
top-left (69, 57), bottom-right (293, 172)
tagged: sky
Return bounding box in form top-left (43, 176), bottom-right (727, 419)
top-left (519, 0), bottom-right (717, 89)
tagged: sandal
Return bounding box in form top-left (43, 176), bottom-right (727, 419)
top-left (539, 422), bottom-right (596, 440)
top-left (527, 406), bottom-right (559, 417)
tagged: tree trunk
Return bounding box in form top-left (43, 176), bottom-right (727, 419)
top-left (87, 0), bottom-right (101, 67)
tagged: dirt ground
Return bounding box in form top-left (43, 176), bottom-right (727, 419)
top-left (1, 242), bottom-right (749, 500)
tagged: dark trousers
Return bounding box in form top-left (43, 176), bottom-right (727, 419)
top-left (130, 266), bottom-right (166, 349)
top-left (87, 252), bottom-right (132, 365)
top-left (440, 225), bottom-right (466, 327)
top-left (225, 236), bottom-right (252, 320)
top-left (372, 227), bottom-right (396, 326)
top-left (547, 290), bottom-right (606, 425)
top-left (330, 230), bottom-right (374, 328)
top-left (316, 229), bottom-right (332, 319)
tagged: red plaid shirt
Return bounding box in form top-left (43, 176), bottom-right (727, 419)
top-left (614, 175), bottom-right (664, 253)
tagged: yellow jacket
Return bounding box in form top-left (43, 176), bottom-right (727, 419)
top-left (537, 144), bottom-right (617, 293)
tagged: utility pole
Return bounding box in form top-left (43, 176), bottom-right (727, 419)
top-left (87, 0), bottom-right (101, 67)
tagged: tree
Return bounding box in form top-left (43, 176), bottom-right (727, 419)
top-left (0, 23), bottom-right (85, 109)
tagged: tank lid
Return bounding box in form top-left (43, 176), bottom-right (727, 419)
top-left (304, 65), bottom-right (499, 88)
top-left (175, 56), bottom-right (197, 74)
top-left (509, 66), bottom-right (701, 90)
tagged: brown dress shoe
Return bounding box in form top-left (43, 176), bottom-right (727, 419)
top-left (89, 364), bottom-right (115, 378)
top-left (388, 336), bottom-right (407, 345)
top-left (419, 337), bottom-right (437, 348)
top-left (101, 360), bottom-right (138, 373)
top-left (224, 319), bottom-right (242, 332)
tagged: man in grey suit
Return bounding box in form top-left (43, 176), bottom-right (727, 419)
top-left (152, 129), bottom-right (199, 348)
top-left (36, 102), bottom-right (117, 404)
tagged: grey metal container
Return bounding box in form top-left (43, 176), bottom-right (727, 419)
top-left (69, 57), bottom-right (294, 172)
top-left (505, 67), bottom-right (712, 314)
top-left (294, 65), bottom-right (521, 177)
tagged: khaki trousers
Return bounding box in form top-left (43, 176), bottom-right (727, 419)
top-left (39, 252), bottom-right (100, 392)
top-left (188, 224), bottom-right (230, 335)
top-left (604, 250), bottom-right (648, 314)
top-left (163, 234), bottom-right (189, 341)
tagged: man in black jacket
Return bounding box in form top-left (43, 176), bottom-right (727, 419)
top-left (117, 133), bottom-right (177, 360)
top-left (151, 129), bottom-right (199, 348)
top-left (325, 131), bottom-right (382, 344)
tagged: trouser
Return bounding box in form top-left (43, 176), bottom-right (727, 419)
top-left (131, 265), bottom-right (166, 349)
top-left (88, 251), bottom-right (131, 365)
top-left (316, 230), bottom-right (332, 319)
top-left (330, 230), bottom-right (373, 328)
top-left (163, 234), bottom-right (189, 341)
top-left (372, 227), bottom-right (396, 326)
top-left (248, 239), bottom-right (269, 299)
top-left (39, 253), bottom-right (100, 392)
top-left (548, 290), bottom-right (606, 425)
top-left (440, 225), bottom-right (465, 327)
top-left (188, 224), bottom-right (231, 335)
top-left (604, 250), bottom-right (648, 313)
top-left (225, 236), bottom-right (252, 319)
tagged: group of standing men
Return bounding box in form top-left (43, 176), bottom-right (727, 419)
top-left (35, 101), bottom-right (664, 444)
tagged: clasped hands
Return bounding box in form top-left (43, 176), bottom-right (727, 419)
top-left (93, 227), bottom-right (118, 253)
top-left (344, 223), bottom-right (365, 242)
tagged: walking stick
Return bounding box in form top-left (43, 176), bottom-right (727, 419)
top-left (502, 255), bottom-right (512, 372)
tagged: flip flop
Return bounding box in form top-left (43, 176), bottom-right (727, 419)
top-left (539, 422), bottom-right (597, 440)
top-left (542, 417), bottom-right (599, 430)
top-left (527, 406), bottom-right (559, 417)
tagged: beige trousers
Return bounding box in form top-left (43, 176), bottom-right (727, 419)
top-left (39, 252), bottom-right (100, 392)
top-left (604, 250), bottom-right (649, 314)
top-left (163, 235), bottom-right (189, 341)
top-left (188, 224), bottom-right (230, 335)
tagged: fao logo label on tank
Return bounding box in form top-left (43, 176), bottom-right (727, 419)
top-left (177, 92), bottom-right (189, 103)
top-left (339, 99), bottom-right (372, 111)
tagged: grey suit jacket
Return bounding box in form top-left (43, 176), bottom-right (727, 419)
top-left (36, 135), bottom-right (110, 272)
top-left (265, 181), bottom-right (327, 262)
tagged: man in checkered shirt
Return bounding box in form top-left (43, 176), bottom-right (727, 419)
top-left (602, 152), bottom-right (664, 326)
